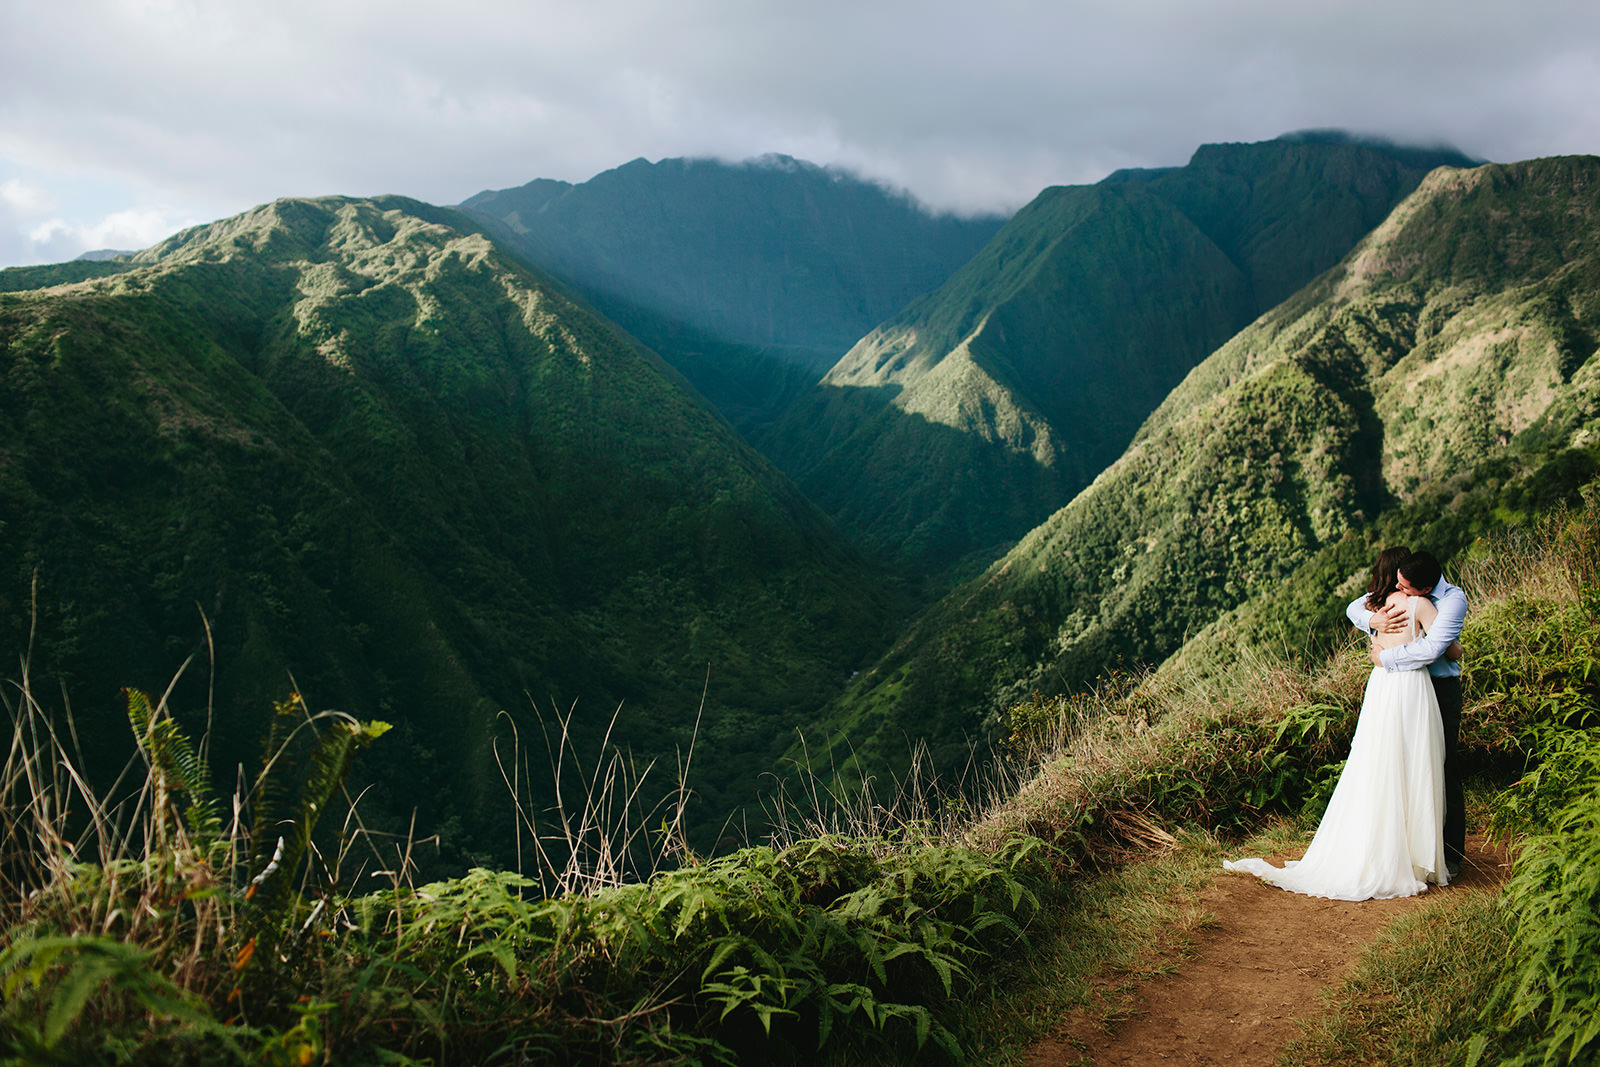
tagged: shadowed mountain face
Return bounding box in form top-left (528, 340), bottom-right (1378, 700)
top-left (0, 196), bottom-right (895, 860)
top-left (822, 155), bottom-right (1600, 773)
top-left (771, 136), bottom-right (1478, 583)
top-left (458, 155), bottom-right (1007, 372)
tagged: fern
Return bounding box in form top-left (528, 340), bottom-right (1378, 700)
top-left (0, 934), bottom-right (239, 1057)
top-left (1476, 727), bottom-right (1600, 1066)
top-left (124, 688), bottom-right (222, 849)
top-left (244, 693), bottom-right (391, 921)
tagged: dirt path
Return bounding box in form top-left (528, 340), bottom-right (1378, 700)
top-left (1026, 834), bottom-right (1511, 1067)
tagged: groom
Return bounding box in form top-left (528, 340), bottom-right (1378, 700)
top-left (1345, 550), bottom-right (1469, 878)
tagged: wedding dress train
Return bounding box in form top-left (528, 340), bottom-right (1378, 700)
top-left (1224, 598), bottom-right (1449, 900)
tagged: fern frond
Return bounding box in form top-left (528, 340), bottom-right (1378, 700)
top-left (245, 695), bottom-right (390, 924)
top-left (123, 688), bottom-right (221, 849)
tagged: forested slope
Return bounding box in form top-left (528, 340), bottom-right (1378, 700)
top-left (822, 155), bottom-right (1600, 772)
top-left (0, 195), bottom-right (895, 858)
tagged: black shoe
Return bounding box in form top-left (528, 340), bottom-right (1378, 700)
top-left (1446, 861), bottom-right (1462, 880)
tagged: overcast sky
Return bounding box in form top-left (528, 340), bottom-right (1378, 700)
top-left (3, 0), bottom-right (1598, 267)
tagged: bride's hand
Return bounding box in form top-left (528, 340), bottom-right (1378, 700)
top-left (1369, 643), bottom-right (1384, 666)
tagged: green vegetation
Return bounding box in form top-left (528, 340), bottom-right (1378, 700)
top-left (0, 259), bottom-right (135, 292)
top-left (460, 155), bottom-right (1005, 364)
top-left (824, 154), bottom-right (1600, 780)
top-left (774, 135), bottom-right (1472, 580)
top-left (0, 195), bottom-right (896, 862)
top-left (10, 484), bottom-right (1600, 1064)
top-left (1, 677), bottom-right (1045, 1064)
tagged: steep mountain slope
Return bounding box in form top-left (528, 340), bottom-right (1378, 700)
top-left (458, 156), bottom-right (1006, 426)
top-left (0, 196), bottom-right (894, 856)
top-left (772, 135), bottom-right (1477, 580)
top-left (822, 155), bottom-right (1600, 770)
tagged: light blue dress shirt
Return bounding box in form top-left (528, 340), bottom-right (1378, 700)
top-left (1345, 577), bottom-right (1468, 678)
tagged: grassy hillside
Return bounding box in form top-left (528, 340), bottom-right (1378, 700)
top-left (771, 135), bottom-right (1475, 580)
top-left (0, 195), bottom-right (895, 859)
top-left (820, 155), bottom-right (1600, 774)
top-left (0, 258), bottom-right (134, 292)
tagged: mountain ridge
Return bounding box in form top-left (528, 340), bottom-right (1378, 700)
top-left (762, 136), bottom-right (1476, 581)
top-left (817, 153), bottom-right (1600, 772)
top-left (459, 154), bottom-right (1007, 366)
top-left (0, 193), bottom-right (896, 859)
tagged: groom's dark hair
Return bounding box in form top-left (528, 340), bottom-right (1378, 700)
top-left (1399, 551), bottom-right (1443, 592)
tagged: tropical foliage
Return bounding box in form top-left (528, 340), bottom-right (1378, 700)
top-left (0, 681), bottom-right (1044, 1064)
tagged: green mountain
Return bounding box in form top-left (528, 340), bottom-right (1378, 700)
top-left (0, 195), bottom-right (894, 859)
top-left (460, 155), bottom-right (1006, 367)
top-left (769, 135), bottom-right (1478, 582)
top-left (458, 157), bottom-right (1006, 450)
top-left (822, 155), bottom-right (1600, 771)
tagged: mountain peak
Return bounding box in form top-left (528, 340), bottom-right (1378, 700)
top-left (1272, 127), bottom-right (1477, 159)
top-left (459, 156), bottom-right (1006, 359)
top-left (746, 152), bottom-right (820, 174)
top-left (1180, 132), bottom-right (1480, 174)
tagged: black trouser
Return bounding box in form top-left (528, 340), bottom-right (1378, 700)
top-left (1432, 675), bottom-right (1465, 864)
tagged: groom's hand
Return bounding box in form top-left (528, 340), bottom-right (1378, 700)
top-left (1370, 605), bottom-right (1405, 635)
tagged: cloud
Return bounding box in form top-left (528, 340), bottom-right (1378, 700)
top-left (27, 207), bottom-right (188, 254)
top-left (0, 184), bottom-right (195, 265)
top-left (1, 177), bottom-right (53, 216)
top-left (2, 0), bottom-right (1600, 263)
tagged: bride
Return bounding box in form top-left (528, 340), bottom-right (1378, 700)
top-left (1223, 547), bottom-right (1455, 900)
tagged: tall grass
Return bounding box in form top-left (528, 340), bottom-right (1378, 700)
top-left (0, 650), bottom-right (1048, 1063)
top-left (491, 696), bottom-right (704, 897)
top-left (9, 505), bottom-right (1600, 1064)
top-left (968, 643), bottom-right (1370, 871)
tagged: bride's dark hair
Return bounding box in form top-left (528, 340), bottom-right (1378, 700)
top-left (1365, 545), bottom-right (1411, 610)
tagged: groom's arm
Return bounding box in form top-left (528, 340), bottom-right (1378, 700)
top-left (1379, 588), bottom-right (1468, 672)
top-left (1347, 595), bottom-right (1375, 634)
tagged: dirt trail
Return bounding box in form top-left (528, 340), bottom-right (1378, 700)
top-left (1026, 834), bottom-right (1511, 1067)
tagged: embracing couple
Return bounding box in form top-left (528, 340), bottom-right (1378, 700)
top-left (1225, 548), bottom-right (1468, 900)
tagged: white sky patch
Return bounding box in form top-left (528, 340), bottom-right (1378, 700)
top-left (27, 208), bottom-right (185, 252)
top-left (1, 177), bottom-right (54, 216)
top-left (3, 0), bottom-right (1600, 266)
top-left (1, 190), bottom-right (198, 266)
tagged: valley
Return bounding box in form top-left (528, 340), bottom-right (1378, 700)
top-left (5, 135), bottom-right (1598, 863)
top-left (5, 131), bottom-right (1600, 1064)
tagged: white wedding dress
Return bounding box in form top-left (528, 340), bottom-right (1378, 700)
top-left (1224, 597), bottom-right (1449, 900)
